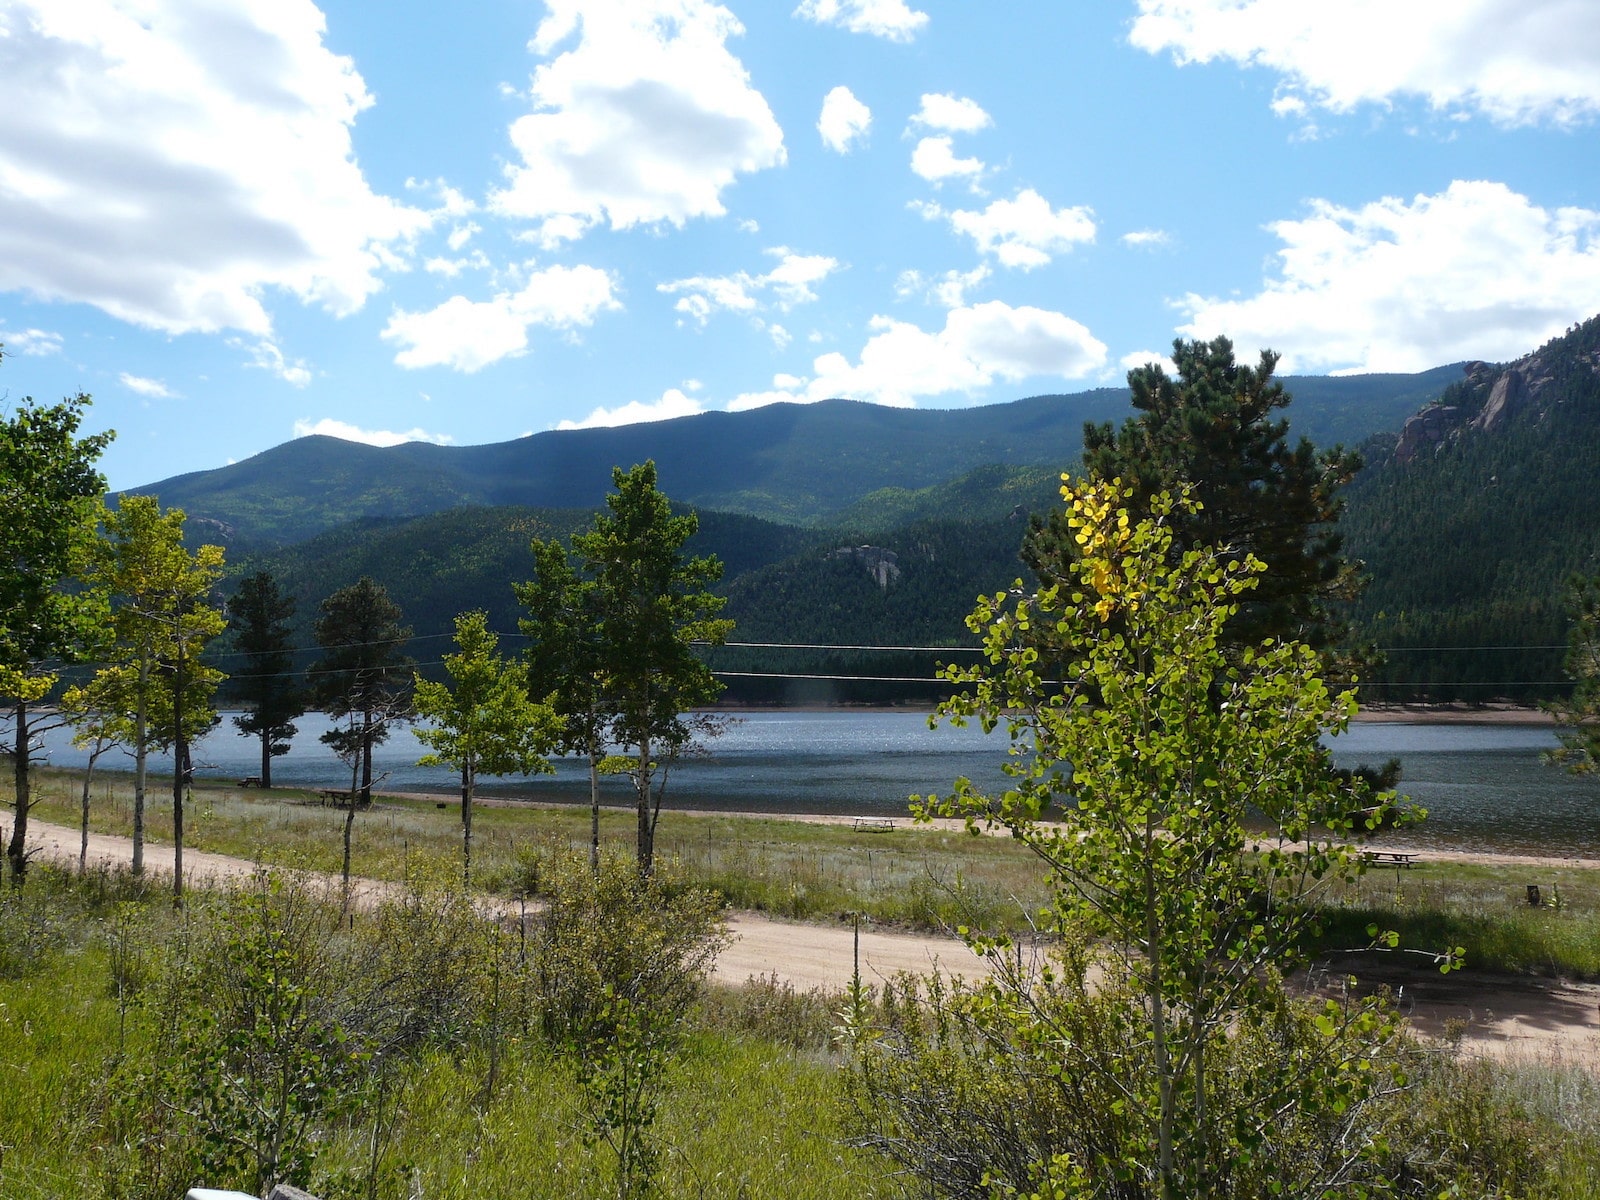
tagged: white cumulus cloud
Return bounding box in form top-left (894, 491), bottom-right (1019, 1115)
top-left (0, 328), bottom-right (63, 356)
top-left (659, 249), bottom-right (840, 325)
top-left (1122, 229), bottom-right (1172, 249)
top-left (292, 418), bottom-right (454, 447)
top-left (557, 387), bottom-right (704, 429)
top-left (490, 0), bottom-right (786, 245)
top-left (119, 373), bottom-right (175, 399)
top-left (793, 0), bottom-right (928, 42)
top-left (0, 0), bottom-right (431, 337)
top-left (818, 85), bottom-right (872, 153)
top-left (895, 265), bottom-right (991, 308)
top-left (729, 300), bottom-right (1106, 410)
top-left (909, 93), bottom-right (992, 133)
top-left (1120, 349), bottom-right (1179, 376)
top-left (930, 189), bottom-right (1098, 268)
top-left (910, 136), bottom-right (986, 189)
top-left (1130, 0), bottom-right (1600, 126)
top-left (1177, 180), bottom-right (1600, 373)
top-left (383, 264), bottom-right (620, 372)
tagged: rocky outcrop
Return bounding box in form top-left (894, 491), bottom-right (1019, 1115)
top-left (1394, 405), bottom-right (1461, 464)
top-left (1392, 331), bottom-right (1599, 465)
top-left (831, 544), bottom-right (900, 589)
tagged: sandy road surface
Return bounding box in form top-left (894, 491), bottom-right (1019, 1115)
top-left (20, 820), bottom-right (1600, 1065)
top-left (19, 820), bottom-right (988, 992)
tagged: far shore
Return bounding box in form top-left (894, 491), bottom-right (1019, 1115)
top-left (705, 702), bottom-right (1561, 725)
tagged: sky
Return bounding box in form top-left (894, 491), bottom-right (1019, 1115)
top-left (1, 0), bottom-right (1598, 492)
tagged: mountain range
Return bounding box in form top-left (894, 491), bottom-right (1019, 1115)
top-left (124, 325), bottom-right (1600, 703)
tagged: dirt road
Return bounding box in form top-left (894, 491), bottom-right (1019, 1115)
top-left (20, 819), bottom-right (986, 992)
top-left (21, 819), bottom-right (1600, 1065)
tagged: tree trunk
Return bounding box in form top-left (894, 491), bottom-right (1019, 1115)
top-left (172, 647), bottom-right (186, 907)
top-left (260, 730), bottom-right (272, 788)
top-left (6, 699), bottom-right (30, 884)
top-left (1146, 832), bottom-right (1177, 1200)
top-left (360, 703), bottom-right (374, 808)
top-left (589, 738), bottom-right (601, 874)
top-left (635, 731), bottom-right (652, 875)
top-left (342, 725), bottom-right (360, 905)
top-left (461, 760), bottom-right (474, 887)
top-left (80, 750), bottom-right (98, 872)
top-left (132, 689), bottom-right (147, 876)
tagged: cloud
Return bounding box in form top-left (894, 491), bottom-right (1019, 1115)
top-left (895, 264), bottom-right (992, 308)
top-left (0, 0), bottom-right (430, 337)
top-left (909, 93), bottom-right (992, 133)
top-left (910, 136), bottom-right (986, 188)
top-left (1176, 180), bottom-right (1600, 373)
top-left (383, 263), bottom-right (620, 372)
top-left (729, 300), bottom-right (1106, 409)
top-left (1121, 229), bottom-right (1172, 249)
top-left (1120, 349), bottom-right (1179, 375)
top-left (1129, 0), bottom-right (1600, 126)
top-left (118, 373), bottom-right (175, 399)
top-left (659, 248), bottom-right (840, 325)
top-left (293, 418), bottom-right (454, 447)
top-left (929, 189), bottom-right (1098, 268)
top-left (232, 337), bottom-right (312, 387)
top-left (818, 85), bottom-right (872, 153)
top-left (793, 0), bottom-right (928, 42)
top-left (557, 386), bottom-right (704, 429)
top-left (0, 328), bottom-right (63, 356)
top-left (490, 0), bottom-right (786, 244)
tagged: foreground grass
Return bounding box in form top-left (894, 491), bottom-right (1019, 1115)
top-left (0, 872), bottom-right (883, 1200)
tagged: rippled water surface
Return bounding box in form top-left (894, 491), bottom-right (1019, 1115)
top-left (29, 711), bottom-right (1597, 855)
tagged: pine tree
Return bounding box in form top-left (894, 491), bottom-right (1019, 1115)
top-left (310, 577), bottom-right (413, 808)
top-left (1027, 337), bottom-right (1364, 675)
top-left (226, 571), bottom-right (305, 787)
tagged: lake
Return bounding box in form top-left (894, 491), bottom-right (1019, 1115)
top-left (24, 710), bottom-right (1598, 857)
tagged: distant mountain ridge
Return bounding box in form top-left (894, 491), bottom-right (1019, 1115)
top-left (134, 367), bottom-right (1461, 551)
top-left (1345, 315), bottom-right (1600, 699)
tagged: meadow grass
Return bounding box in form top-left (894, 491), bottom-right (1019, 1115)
top-left (0, 867), bottom-right (888, 1200)
top-left (25, 766), bottom-right (1054, 933)
top-left (25, 765), bottom-right (1600, 976)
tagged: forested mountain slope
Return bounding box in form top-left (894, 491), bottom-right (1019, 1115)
top-left (137, 367), bottom-right (1456, 551)
top-left (1344, 317), bottom-right (1600, 699)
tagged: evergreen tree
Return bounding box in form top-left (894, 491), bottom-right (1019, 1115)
top-left (310, 577), bottom-right (413, 808)
top-left (1028, 337), bottom-right (1364, 675)
top-left (226, 571), bottom-right (305, 787)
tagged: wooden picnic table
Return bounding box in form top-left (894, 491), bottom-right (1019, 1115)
top-left (237, 776), bottom-right (263, 788)
top-left (1362, 850), bottom-right (1419, 869)
top-left (853, 816), bottom-right (896, 833)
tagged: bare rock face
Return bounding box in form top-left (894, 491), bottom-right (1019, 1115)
top-left (1471, 368), bottom-right (1526, 433)
top-left (830, 544), bottom-right (901, 589)
top-left (1394, 405), bottom-right (1460, 465)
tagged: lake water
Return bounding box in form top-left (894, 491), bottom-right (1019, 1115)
top-left (24, 710), bottom-right (1598, 857)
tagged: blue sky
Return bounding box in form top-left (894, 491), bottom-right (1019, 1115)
top-left (2, 0), bottom-right (1598, 492)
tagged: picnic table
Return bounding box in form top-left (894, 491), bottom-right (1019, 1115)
top-left (318, 788), bottom-right (355, 807)
top-left (237, 775), bottom-right (263, 788)
top-left (1362, 850), bottom-right (1419, 869)
top-left (853, 816), bottom-right (896, 833)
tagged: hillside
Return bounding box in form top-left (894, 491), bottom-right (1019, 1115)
top-left (1344, 316), bottom-right (1600, 700)
top-left (136, 367), bottom-right (1457, 551)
